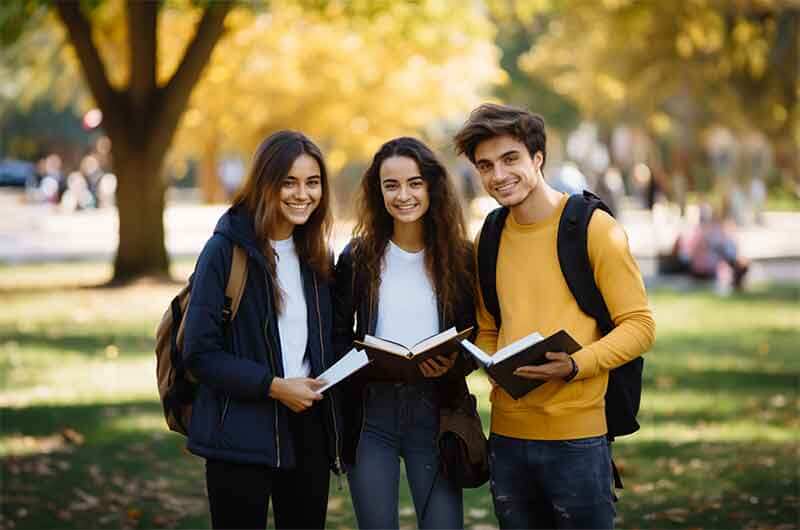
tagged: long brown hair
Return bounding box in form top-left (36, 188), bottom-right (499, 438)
top-left (232, 131), bottom-right (332, 303)
top-left (352, 137), bottom-right (473, 323)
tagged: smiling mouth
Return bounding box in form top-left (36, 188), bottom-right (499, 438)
top-left (395, 204), bottom-right (418, 211)
top-left (285, 203), bottom-right (311, 211)
top-left (494, 181), bottom-right (517, 193)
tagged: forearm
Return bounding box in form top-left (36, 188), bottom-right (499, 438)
top-left (571, 309), bottom-right (655, 380)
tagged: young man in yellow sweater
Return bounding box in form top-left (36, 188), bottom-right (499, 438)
top-left (454, 103), bottom-right (655, 529)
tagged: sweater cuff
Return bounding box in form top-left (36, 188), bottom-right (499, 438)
top-left (571, 347), bottom-right (600, 381)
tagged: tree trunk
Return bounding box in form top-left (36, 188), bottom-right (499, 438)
top-left (200, 135), bottom-right (225, 203)
top-left (112, 150), bottom-right (169, 283)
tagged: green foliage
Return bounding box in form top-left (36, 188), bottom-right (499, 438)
top-left (516, 1), bottom-right (799, 141)
top-left (491, 19), bottom-right (580, 131)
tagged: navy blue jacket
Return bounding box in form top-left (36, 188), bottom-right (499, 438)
top-left (182, 207), bottom-right (343, 471)
top-left (333, 239), bottom-right (477, 466)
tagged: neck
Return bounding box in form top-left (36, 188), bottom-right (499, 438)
top-left (510, 175), bottom-right (563, 225)
top-left (271, 222), bottom-right (293, 241)
top-left (391, 220), bottom-right (425, 252)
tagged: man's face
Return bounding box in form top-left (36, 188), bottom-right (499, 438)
top-left (473, 135), bottom-right (543, 208)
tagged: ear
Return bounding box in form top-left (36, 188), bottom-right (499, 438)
top-left (533, 151), bottom-right (544, 169)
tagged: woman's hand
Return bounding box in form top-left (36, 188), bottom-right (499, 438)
top-left (268, 377), bottom-right (324, 412)
top-left (419, 352), bottom-right (457, 378)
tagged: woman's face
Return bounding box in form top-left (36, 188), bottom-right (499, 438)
top-left (379, 156), bottom-right (430, 226)
top-left (273, 153), bottom-right (322, 239)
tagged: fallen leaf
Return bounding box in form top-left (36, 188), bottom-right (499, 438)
top-left (61, 428), bottom-right (85, 445)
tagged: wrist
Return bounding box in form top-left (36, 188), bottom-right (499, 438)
top-left (268, 377), bottom-right (285, 399)
top-left (563, 357), bottom-right (579, 382)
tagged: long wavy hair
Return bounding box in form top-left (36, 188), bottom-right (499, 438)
top-left (352, 137), bottom-right (473, 322)
top-left (232, 131), bottom-right (332, 307)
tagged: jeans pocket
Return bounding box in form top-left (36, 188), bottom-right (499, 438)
top-left (563, 435), bottom-right (606, 449)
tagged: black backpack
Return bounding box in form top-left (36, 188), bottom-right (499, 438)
top-left (477, 190), bottom-right (643, 487)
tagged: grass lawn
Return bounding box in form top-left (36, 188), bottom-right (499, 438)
top-left (1, 261), bottom-right (799, 529)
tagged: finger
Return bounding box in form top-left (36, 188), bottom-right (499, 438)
top-left (310, 392), bottom-right (323, 401)
top-left (309, 378), bottom-right (326, 390)
top-left (514, 367), bottom-right (549, 379)
top-left (427, 358), bottom-right (445, 370)
top-left (513, 371), bottom-right (549, 380)
top-left (435, 355), bottom-right (454, 367)
top-left (419, 363), bottom-right (434, 377)
top-left (545, 351), bottom-right (568, 361)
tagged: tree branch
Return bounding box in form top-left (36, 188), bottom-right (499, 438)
top-left (150, 1), bottom-right (233, 160)
top-left (54, 1), bottom-right (121, 136)
top-left (127, 0), bottom-right (158, 110)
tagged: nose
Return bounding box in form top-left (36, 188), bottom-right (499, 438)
top-left (490, 162), bottom-right (508, 182)
top-left (397, 185), bottom-right (411, 201)
top-left (295, 182), bottom-right (310, 200)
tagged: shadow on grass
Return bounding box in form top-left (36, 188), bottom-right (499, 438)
top-left (611, 440), bottom-right (799, 529)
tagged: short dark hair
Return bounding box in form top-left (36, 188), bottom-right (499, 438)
top-left (453, 103), bottom-right (547, 166)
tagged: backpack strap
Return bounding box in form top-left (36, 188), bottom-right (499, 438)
top-left (557, 191), bottom-right (614, 335)
top-left (476, 207), bottom-right (510, 329)
top-left (224, 245), bottom-right (249, 322)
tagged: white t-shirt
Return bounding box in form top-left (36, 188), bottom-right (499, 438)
top-left (272, 237), bottom-right (310, 378)
top-left (375, 240), bottom-right (439, 347)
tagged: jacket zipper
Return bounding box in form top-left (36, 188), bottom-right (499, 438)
top-left (353, 286), bottom-right (375, 466)
top-left (219, 396), bottom-right (231, 427)
top-left (264, 270), bottom-right (281, 468)
top-left (314, 275), bottom-right (343, 476)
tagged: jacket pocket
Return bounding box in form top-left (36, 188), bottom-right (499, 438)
top-left (216, 400), bottom-right (275, 453)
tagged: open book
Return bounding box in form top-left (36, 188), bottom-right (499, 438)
top-left (460, 329), bottom-right (581, 399)
top-left (354, 326), bottom-right (474, 382)
top-left (317, 348), bottom-right (371, 393)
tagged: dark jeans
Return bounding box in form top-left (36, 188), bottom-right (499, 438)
top-left (205, 406), bottom-right (330, 529)
top-left (348, 382), bottom-right (463, 529)
top-left (489, 433), bottom-right (615, 530)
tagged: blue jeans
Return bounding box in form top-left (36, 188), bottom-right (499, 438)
top-left (489, 433), bottom-right (615, 529)
top-left (348, 382), bottom-right (463, 529)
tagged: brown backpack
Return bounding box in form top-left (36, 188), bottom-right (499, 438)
top-left (155, 245), bottom-right (248, 435)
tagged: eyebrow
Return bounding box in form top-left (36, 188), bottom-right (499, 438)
top-left (285, 174), bottom-right (321, 180)
top-left (381, 175), bottom-right (423, 184)
top-left (476, 149), bottom-right (520, 164)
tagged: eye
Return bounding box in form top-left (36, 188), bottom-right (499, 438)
top-left (282, 179), bottom-right (296, 188)
top-left (410, 179), bottom-right (424, 188)
top-left (382, 181), bottom-right (398, 191)
top-left (307, 177), bottom-right (321, 187)
top-left (476, 162), bottom-right (491, 173)
top-left (503, 154), bottom-right (519, 164)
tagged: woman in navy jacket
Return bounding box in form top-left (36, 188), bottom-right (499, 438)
top-left (334, 137), bottom-right (476, 529)
top-left (182, 131), bottom-right (342, 529)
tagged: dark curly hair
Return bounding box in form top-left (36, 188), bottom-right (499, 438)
top-left (352, 137), bottom-right (473, 323)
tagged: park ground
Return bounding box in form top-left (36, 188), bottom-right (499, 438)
top-left (1, 260), bottom-right (798, 530)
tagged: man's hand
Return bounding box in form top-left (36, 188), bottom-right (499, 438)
top-left (419, 352), bottom-right (457, 378)
top-left (513, 352), bottom-right (574, 381)
top-left (268, 377), bottom-right (324, 413)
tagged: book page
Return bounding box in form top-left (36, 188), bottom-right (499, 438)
top-left (362, 335), bottom-right (409, 357)
top-left (410, 326), bottom-right (457, 355)
top-left (317, 348), bottom-right (370, 392)
top-left (459, 339), bottom-right (494, 366)
top-left (492, 331), bottom-right (545, 364)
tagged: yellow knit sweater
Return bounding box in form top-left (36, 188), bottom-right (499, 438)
top-left (476, 194), bottom-right (656, 440)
